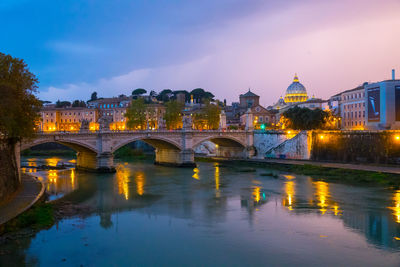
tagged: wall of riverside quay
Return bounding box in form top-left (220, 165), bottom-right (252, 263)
top-left (311, 131), bottom-right (400, 164)
top-left (253, 131), bottom-right (309, 159)
top-left (0, 142), bottom-right (21, 201)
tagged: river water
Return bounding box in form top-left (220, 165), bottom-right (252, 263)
top-left (2, 156), bottom-right (400, 266)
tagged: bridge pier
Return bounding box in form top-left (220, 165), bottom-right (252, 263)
top-left (155, 149), bottom-right (195, 167)
top-left (76, 151), bottom-right (115, 173)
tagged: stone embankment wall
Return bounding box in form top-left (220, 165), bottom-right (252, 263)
top-left (253, 131), bottom-right (311, 160)
top-left (311, 131), bottom-right (400, 164)
top-left (0, 142), bottom-right (20, 201)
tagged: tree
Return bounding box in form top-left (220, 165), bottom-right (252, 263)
top-left (72, 100), bottom-right (87, 107)
top-left (124, 98), bottom-right (147, 130)
top-left (204, 101), bottom-right (221, 129)
top-left (164, 100), bottom-right (184, 130)
top-left (190, 88), bottom-right (214, 103)
top-left (156, 89), bottom-right (173, 102)
top-left (0, 52), bottom-right (42, 198)
top-left (193, 101), bottom-right (221, 130)
top-left (149, 90), bottom-right (157, 97)
top-left (132, 88), bottom-right (147, 96)
top-left (90, 91), bottom-right (98, 101)
top-left (56, 100), bottom-right (71, 108)
top-left (0, 52), bottom-right (42, 143)
top-left (282, 106), bottom-right (329, 130)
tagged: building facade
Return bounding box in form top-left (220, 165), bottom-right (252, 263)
top-left (365, 77), bottom-right (400, 130)
top-left (339, 85), bottom-right (366, 130)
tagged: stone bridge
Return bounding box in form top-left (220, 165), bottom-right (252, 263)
top-left (20, 130), bottom-right (255, 172)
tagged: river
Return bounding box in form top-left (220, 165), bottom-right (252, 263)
top-left (2, 156), bottom-right (400, 266)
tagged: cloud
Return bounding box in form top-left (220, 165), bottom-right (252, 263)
top-left (39, 0), bottom-right (400, 106)
top-left (46, 41), bottom-right (103, 54)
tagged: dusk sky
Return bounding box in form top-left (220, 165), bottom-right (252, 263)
top-left (2, 0), bottom-right (400, 106)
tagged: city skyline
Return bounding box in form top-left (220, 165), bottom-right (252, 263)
top-left (2, 0), bottom-right (400, 105)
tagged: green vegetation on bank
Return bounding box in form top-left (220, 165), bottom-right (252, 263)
top-left (196, 157), bottom-right (400, 187)
top-left (1, 203), bottom-right (54, 234)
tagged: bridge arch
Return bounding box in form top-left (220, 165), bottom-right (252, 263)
top-left (111, 136), bottom-right (182, 154)
top-left (21, 138), bottom-right (98, 155)
top-left (192, 136), bottom-right (246, 150)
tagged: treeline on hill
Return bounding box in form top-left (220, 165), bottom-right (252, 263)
top-left (45, 88), bottom-right (218, 108)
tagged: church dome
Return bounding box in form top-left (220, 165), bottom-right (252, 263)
top-left (284, 74), bottom-right (308, 103)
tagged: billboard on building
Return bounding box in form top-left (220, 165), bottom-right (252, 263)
top-left (367, 87), bottom-right (380, 122)
top-left (396, 86), bottom-right (400, 121)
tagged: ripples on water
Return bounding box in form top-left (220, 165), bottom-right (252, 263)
top-left (4, 157), bottom-right (400, 266)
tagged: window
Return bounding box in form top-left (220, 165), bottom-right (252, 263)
top-left (107, 104), bottom-right (110, 108)
top-left (259, 117), bottom-right (263, 122)
top-left (363, 111), bottom-right (365, 117)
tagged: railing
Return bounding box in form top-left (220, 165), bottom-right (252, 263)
top-left (36, 128), bottom-right (250, 135)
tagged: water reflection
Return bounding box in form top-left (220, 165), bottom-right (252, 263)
top-left (22, 157), bottom-right (78, 200)
top-left (192, 167), bottom-right (200, 180)
top-left (45, 157), bottom-right (61, 167)
top-left (8, 158), bottom-right (400, 266)
top-left (388, 190), bottom-right (400, 223)
top-left (116, 164), bottom-right (130, 200)
top-left (282, 180), bottom-right (295, 211)
top-left (313, 181), bottom-right (329, 214)
top-left (135, 171), bottom-right (145, 196)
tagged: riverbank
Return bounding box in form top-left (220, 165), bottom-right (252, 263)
top-left (0, 174), bottom-right (45, 229)
top-left (196, 157), bottom-right (400, 187)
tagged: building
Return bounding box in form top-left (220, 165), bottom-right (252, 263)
top-left (40, 96), bottom-right (166, 132)
top-left (338, 85), bottom-right (366, 130)
top-left (297, 98), bottom-right (329, 110)
top-left (226, 89), bottom-right (277, 129)
top-left (271, 74), bottom-right (309, 110)
top-left (365, 71), bottom-right (400, 130)
top-left (40, 107), bottom-right (98, 132)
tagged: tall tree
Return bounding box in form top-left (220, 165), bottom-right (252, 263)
top-left (90, 91), bottom-right (98, 101)
top-left (164, 100), bottom-right (184, 130)
top-left (157, 89), bottom-right (173, 102)
top-left (282, 106), bottom-right (329, 130)
top-left (124, 98), bottom-right (147, 130)
top-left (0, 52), bottom-right (42, 199)
top-left (72, 100), bottom-right (87, 107)
top-left (0, 52), bottom-right (42, 142)
top-left (56, 100), bottom-right (71, 108)
top-left (193, 101), bottom-right (221, 130)
top-left (132, 88), bottom-right (147, 96)
top-left (204, 101), bottom-right (221, 129)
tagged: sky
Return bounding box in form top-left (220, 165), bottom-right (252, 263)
top-left (1, 0), bottom-right (400, 106)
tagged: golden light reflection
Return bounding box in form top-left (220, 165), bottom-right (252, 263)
top-left (45, 157), bottom-right (60, 167)
top-left (388, 190), bottom-right (400, 223)
top-left (283, 180), bottom-right (295, 211)
top-left (283, 175), bottom-right (295, 180)
top-left (116, 164), bottom-right (131, 200)
top-left (192, 167), bottom-right (200, 180)
top-left (27, 160), bottom-right (37, 167)
top-left (313, 181), bottom-right (330, 214)
top-left (70, 169), bottom-right (76, 190)
top-left (214, 164), bottom-right (220, 191)
top-left (253, 186), bottom-right (261, 203)
top-left (135, 171), bottom-right (145, 196)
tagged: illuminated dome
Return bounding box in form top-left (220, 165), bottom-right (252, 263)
top-left (284, 74), bottom-right (308, 103)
